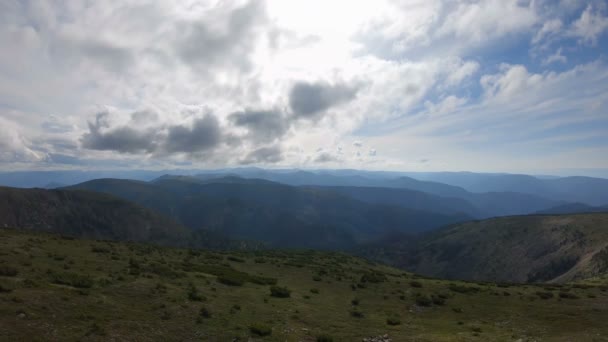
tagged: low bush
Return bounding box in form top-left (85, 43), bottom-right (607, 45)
top-left (199, 306), bottom-right (212, 318)
top-left (386, 316), bottom-right (401, 325)
top-left (409, 280), bottom-right (423, 288)
top-left (270, 286), bottom-right (291, 298)
top-left (448, 284), bottom-right (480, 294)
top-left (0, 266), bottom-right (18, 277)
top-left (350, 309), bottom-right (364, 318)
top-left (415, 294), bottom-right (433, 307)
top-left (227, 256), bottom-right (245, 263)
top-left (317, 334), bottom-right (334, 342)
top-left (535, 291), bottom-right (554, 300)
top-left (559, 292), bottom-right (579, 299)
top-left (360, 271), bottom-right (387, 283)
top-left (49, 271), bottom-right (94, 288)
top-left (249, 323), bottom-right (272, 336)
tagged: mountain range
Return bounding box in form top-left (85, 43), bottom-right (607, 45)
top-left (66, 177), bottom-right (469, 249)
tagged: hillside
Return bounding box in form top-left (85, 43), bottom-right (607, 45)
top-left (67, 178), bottom-right (471, 249)
top-left (0, 186), bottom-right (246, 250)
top-left (361, 213), bottom-right (608, 283)
top-left (1, 229), bottom-right (608, 341)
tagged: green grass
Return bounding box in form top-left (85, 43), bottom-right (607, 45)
top-left (1, 228), bottom-right (608, 341)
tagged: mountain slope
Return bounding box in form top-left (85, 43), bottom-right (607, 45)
top-left (0, 186), bottom-right (243, 249)
top-left (67, 177), bottom-right (471, 249)
top-left (536, 203), bottom-right (608, 215)
top-left (361, 213), bottom-right (608, 283)
top-left (0, 186), bottom-right (187, 243)
top-left (308, 185), bottom-right (478, 217)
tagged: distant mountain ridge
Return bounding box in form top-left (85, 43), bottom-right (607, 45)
top-left (402, 172), bottom-right (608, 206)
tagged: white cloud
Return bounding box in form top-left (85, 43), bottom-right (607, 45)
top-left (543, 48), bottom-right (567, 65)
top-left (568, 5), bottom-right (608, 45)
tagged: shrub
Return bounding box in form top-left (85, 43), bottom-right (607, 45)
top-left (415, 294), bottom-right (432, 307)
top-left (249, 323), bottom-right (272, 336)
top-left (409, 280), bottom-right (423, 288)
top-left (535, 291), bottom-right (554, 300)
top-left (227, 256), bottom-right (245, 263)
top-left (270, 286), bottom-right (291, 298)
top-left (360, 271), bottom-right (387, 283)
top-left (431, 295), bottom-right (446, 305)
top-left (0, 266), bottom-right (18, 277)
top-left (0, 282), bottom-right (14, 293)
top-left (350, 309), bottom-right (364, 318)
top-left (50, 271), bottom-right (94, 288)
top-left (559, 292), bottom-right (579, 299)
top-left (351, 298), bottom-right (360, 306)
top-left (313, 275), bottom-right (322, 282)
top-left (310, 288), bottom-right (320, 294)
top-left (187, 284), bottom-right (206, 302)
top-left (317, 334), bottom-right (334, 342)
top-left (217, 275), bottom-right (244, 287)
top-left (249, 275), bottom-right (277, 285)
top-left (199, 306), bottom-right (212, 318)
top-left (386, 317), bottom-right (401, 325)
top-left (448, 284), bottom-right (480, 294)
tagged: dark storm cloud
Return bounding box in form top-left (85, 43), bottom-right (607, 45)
top-left (240, 146), bottom-right (283, 164)
top-left (163, 114), bottom-right (221, 153)
top-left (288, 81), bottom-right (359, 118)
top-left (81, 112), bottom-right (158, 153)
top-left (175, 1), bottom-right (266, 72)
top-left (228, 109), bottom-right (289, 142)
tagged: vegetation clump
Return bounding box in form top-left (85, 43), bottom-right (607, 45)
top-left (0, 266), bottom-right (18, 277)
top-left (49, 271), bottom-right (94, 288)
top-left (317, 334), bottom-right (334, 342)
top-left (448, 284), bottom-right (480, 294)
top-left (386, 316), bottom-right (401, 325)
top-left (360, 271), bottom-right (387, 283)
top-left (270, 285), bottom-right (291, 298)
top-left (249, 323), bottom-right (272, 336)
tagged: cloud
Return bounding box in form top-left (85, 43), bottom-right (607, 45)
top-left (532, 19), bottom-right (563, 45)
top-left (0, 117), bottom-right (47, 162)
top-left (81, 112), bottom-right (159, 154)
top-left (314, 152), bottom-right (340, 163)
top-left (568, 5), bottom-right (608, 45)
top-left (543, 48), bottom-right (567, 65)
top-left (81, 110), bottom-right (222, 155)
top-left (228, 109), bottom-right (289, 143)
top-left (240, 145), bottom-right (283, 164)
top-left (289, 81), bottom-right (358, 118)
top-left (163, 114), bottom-right (222, 154)
top-left (175, 1), bottom-right (268, 73)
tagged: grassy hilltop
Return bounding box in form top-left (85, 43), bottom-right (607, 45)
top-left (1, 229), bottom-right (608, 341)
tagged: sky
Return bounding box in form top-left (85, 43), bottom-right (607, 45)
top-left (0, 0), bottom-right (607, 175)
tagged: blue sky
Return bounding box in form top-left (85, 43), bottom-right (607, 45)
top-left (0, 0), bottom-right (607, 176)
